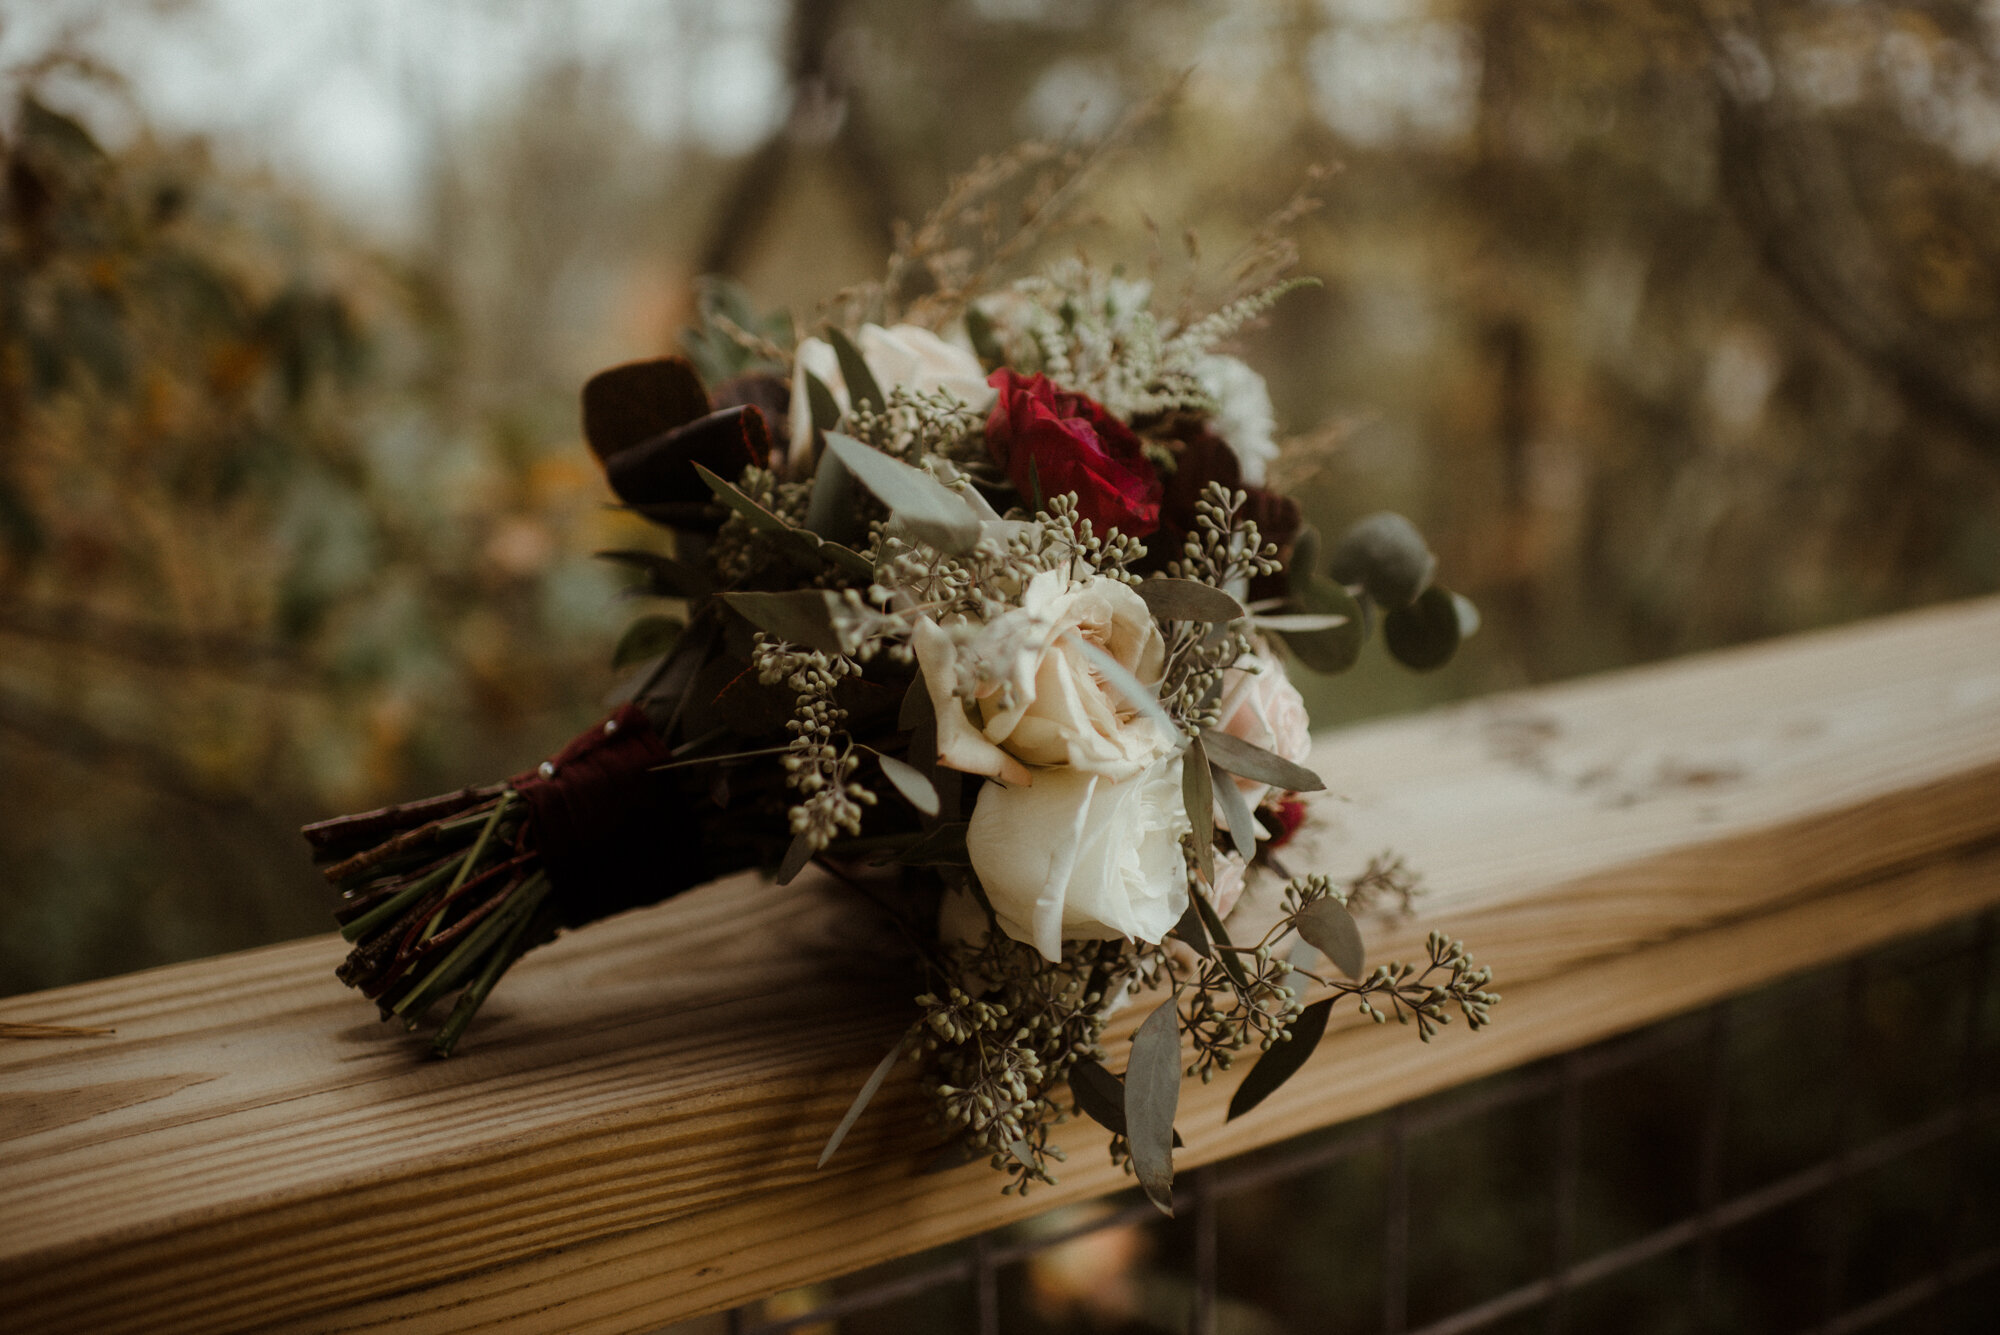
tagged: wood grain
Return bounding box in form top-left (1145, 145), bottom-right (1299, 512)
top-left (3, 595), bottom-right (1998, 1335)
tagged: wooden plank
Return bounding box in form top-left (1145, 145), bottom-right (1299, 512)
top-left (3, 595), bottom-right (1998, 1334)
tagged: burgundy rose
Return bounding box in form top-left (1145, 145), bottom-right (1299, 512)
top-left (1148, 419), bottom-right (1301, 600)
top-left (985, 369), bottom-right (1161, 537)
top-left (1265, 795), bottom-right (1309, 850)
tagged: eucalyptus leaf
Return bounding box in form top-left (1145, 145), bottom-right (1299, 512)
top-left (1383, 585), bottom-right (1463, 672)
top-left (1252, 612), bottom-right (1349, 633)
top-left (1227, 998), bottom-right (1333, 1122)
top-left (804, 445), bottom-right (864, 545)
top-left (1452, 591), bottom-right (1482, 638)
top-left (1007, 1140), bottom-right (1038, 1169)
top-left (1126, 1001), bottom-right (1183, 1217)
top-left (692, 463), bottom-right (873, 579)
top-left (1200, 728), bottom-right (1326, 794)
top-left (1210, 761), bottom-right (1260, 859)
top-left (1192, 882), bottom-right (1250, 992)
top-left (825, 326), bottom-right (885, 412)
top-left (1279, 576), bottom-right (1366, 675)
top-left (1135, 577), bottom-right (1246, 624)
top-left (823, 431), bottom-right (981, 555)
top-left (1296, 898), bottom-right (1365, 979)
top-left (1181, 737), bottom-right (1215, 884)
top-left (875, 750), bottom-right (941, 816)
top-left (1068, 1058), bottom-right (1184, 1146)
top-left (611, 615), bottom-right (683, 669)
top-left (818, 1032), bottom-right (911, 1168)
top-left (776, 829), bottom-right (815, 886)
top-left (720, 589), bottom-right (846, 656)
top-left (1328, 512), bottom-right (1436, 609)
top-left (803, 367), bottom-right (844, 431)
top-left (1067, 636), bottom-right (1180, 750)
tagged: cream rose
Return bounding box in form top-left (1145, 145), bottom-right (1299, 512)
top-left (1215, 654), bottom-right (1314, 812)
top-left (791, 322), bottom-right (995, 459)
top-left (967, 753), bottom-right (1192, 962)
top-left (912, 568), bottom-right (1172, 787)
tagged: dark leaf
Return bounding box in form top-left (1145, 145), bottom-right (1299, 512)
top-left (776, 830), bottom-right (815, 885)
top-left (594, 549), bottom-right (715, 599)
top-left (1383, 585), bottom-right (1462, 672)
top-left (21, 96), bottom-right (105, 163)
top-left (1126, 1001), bottom-right (1184, 1217)
top-left (1287, 523), bottom-right (1322, 598)
top-left (1200, 729), bottom-right (1325, 793)
top-left (1296, 898), bottom-right (1365, 979)
top-left (1135, 578), bottom-right (1246, 624)
top-left (818, 1032), bottom-right (911, 1168)
top-left (895, 822), bottom-right (972, 866)
top-left (612, 615), bottom-right (683, 669)
top-left (1328, 512), bottom-right (1436, 609)
top-left (920, 1140), bottom-right (980, 1174)
top-left (964, 304), bottom-right (1006, 370)
top-left (1193, 883), bottom-right (1251, 992)
top-left (823, 432), bottom-right (980, 555)
top-left (1069, 1057), bottom-right (1130, 1135)
top-left (899, 669), bottom-right (932, 732)
top-left (1211, 761), bottom-right (1260, 859)
top-left (720, 589), bottom-right (846, 656)
top-left (825, 326), bottom-right (885, 412)
top-left (1227, 998), bottom-right (1333, 1121)
top-left (803, 367), bottom-right (844, 431)
top-left (1174, 900), bottom-right (1212, 959)
top-left (876, 751), bottom-right (940, 816)
top-left (1279, 576), bottom-right (1366, 675)
top-left (1007, 1140), bottom-right (1038, 1169)
top-left (711, 665), bottom-right (795, 736)
top-left (1182, 737), bottom-right (1215, 884)
top-left (581, 357), bottom-right (710, 462)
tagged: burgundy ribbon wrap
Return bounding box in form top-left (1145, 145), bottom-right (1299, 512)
top-left (509, 702), bottom-right (696, 928)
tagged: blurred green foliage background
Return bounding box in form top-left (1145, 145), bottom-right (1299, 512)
top-left (3, 0), bottom-right (1998, 1001)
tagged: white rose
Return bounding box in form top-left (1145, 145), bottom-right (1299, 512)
top-left (911, 568), bottom-right (1172, 787)
top-left (967, 753), bottom-right (1192, 962)
top-left (1196, 354), bottom-right (1279, 486)
top-left (790, 322), bottom-right (995, 460)
top-left (1215, 653), bottom-right (1314, 813)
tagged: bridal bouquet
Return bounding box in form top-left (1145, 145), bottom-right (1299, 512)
top-left (303, 230), bottom-right (1496, 1209)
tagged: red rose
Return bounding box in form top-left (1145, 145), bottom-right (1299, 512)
top-left (985, 369), bottom-right (1161, 537)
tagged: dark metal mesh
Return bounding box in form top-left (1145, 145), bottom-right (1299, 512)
top-left (676, 909), bottom-right (1999, 1335)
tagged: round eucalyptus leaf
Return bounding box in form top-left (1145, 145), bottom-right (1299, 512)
top-left (1278, 576), bottom-right (1365, 675)
top-left (1383, 585), bottom-right (1462, 671)
top-left (1286, 523), bottom-right (1322, 600)
top-left (1328, 512), bottom-right (1436, 609)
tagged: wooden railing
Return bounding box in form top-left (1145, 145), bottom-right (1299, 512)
top-left (5, 595), bottom-right (1999, 1335)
